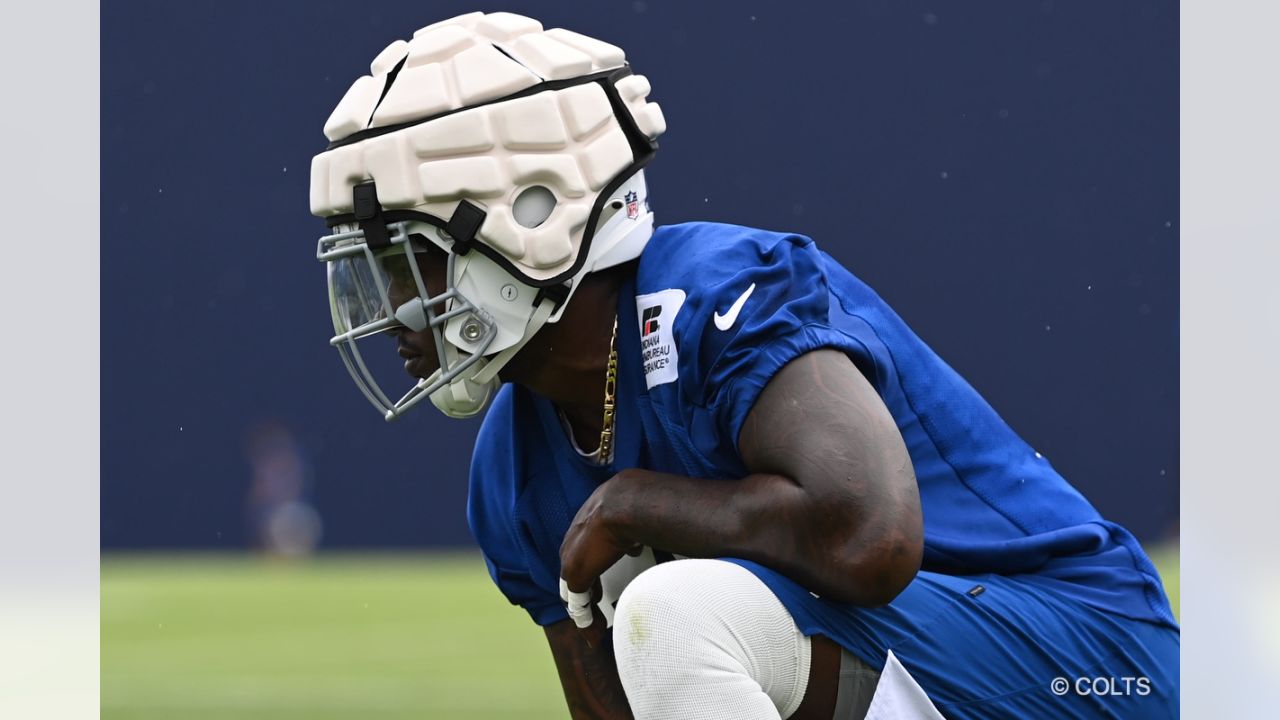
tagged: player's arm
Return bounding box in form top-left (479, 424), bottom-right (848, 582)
top-left (544, 609), bottom-right (634, 719)
top-left (561, 348), bottom-right (923, 607)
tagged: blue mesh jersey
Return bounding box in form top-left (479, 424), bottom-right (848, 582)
top-left (467, 221), bottom-right (1177, 638)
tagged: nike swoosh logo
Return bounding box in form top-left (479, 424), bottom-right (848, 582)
top-left (713, 283), bottom-right (756, 331)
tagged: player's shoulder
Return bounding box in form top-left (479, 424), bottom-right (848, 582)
top-left (635, 221), bottom-right (825, 322)
top-left (471, 383), bottom-right (524, 473)
top-left (638, 221), bottom-right (817, 291)
top-left (468, 384), bottom-right (525, 539)
top-left (476, 382), bottom-right (516, 437)
top-left (629, 221), bottom-right (841, 398)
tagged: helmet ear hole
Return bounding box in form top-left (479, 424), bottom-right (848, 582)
top-left (512, 185), bottom-right (557, 229)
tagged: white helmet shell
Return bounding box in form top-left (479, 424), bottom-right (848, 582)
top-left (310, 12), bottom-right (665, 419)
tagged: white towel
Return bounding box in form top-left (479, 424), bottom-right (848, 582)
top-left (864, 650), bottom-right (945, 720)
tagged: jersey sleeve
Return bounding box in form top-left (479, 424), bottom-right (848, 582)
top-left (653, 225), bottom-right (881, 461)
top-left (476, 550), bottom-right (567, 626)
top-left (466, 386), bottom-right (569, 626)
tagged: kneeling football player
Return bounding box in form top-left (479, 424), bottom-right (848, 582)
top-left (308, 12), bottom-right (1178, 718)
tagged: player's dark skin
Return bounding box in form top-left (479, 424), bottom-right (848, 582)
top-left (388, 243), bottom-right (924, 720)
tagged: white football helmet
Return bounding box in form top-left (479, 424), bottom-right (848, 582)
top-left (310, 12), bottom-right (665, 420)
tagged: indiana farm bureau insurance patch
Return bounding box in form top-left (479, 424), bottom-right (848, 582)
top-left (635, 288), bottom-right (685, 389)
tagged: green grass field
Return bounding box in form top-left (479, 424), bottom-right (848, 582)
top-left (103, 548), bottom-right (1180, 719)
top-left (102, 553), bottom-right (565, 720)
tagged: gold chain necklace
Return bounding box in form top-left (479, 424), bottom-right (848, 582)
top-left (597, 316), bottom-right (619, 465)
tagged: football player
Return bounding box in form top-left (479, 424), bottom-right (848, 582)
top-left (309, 13), bottom-right (1178, 718)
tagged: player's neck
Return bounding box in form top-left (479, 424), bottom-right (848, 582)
top-left (502, 271), bottom-right (624, 449)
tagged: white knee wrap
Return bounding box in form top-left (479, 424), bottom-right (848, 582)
top-left (613, 559), bottom-right (811, 720)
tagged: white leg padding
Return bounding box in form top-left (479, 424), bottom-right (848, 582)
top-left (613, 559), bottom-right (811, 720)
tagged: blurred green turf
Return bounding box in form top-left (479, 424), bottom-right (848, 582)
top-left (103, 546), bottom-right (1180, 719)
top-left (102, 553), bottom-right (565, 720)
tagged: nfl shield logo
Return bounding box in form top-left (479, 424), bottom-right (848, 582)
top-left (625, 191), bottom-right (639, 220)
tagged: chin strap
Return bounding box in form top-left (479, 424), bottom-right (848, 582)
top-left (424, 295), bottom-right (561, 418)
top-left (471, 295), bottom-right (558, 385)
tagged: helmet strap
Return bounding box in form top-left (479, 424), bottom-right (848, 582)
top-left (443, 199), bottom-right (486, 255)
top-left (352, 182), bottom-right (392, 250)
top-left (470, 294), bottom-right (558, 385)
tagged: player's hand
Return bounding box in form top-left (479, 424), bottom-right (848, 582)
top-left (559, 478), bottom-right (640, 628)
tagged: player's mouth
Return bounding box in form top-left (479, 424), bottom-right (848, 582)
top-left (397, 337), bottom-right (441, 380)
top-left (397, 340), bottom-right (425, 377)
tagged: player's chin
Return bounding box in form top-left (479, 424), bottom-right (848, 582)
top-left (403, 355), bottom-right (439, 380)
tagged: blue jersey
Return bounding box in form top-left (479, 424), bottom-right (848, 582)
top-left (467, 221), bottom-right (1176, 635)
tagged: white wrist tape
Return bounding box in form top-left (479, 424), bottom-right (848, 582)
top-left (559, 577), bottom-right (595, 629)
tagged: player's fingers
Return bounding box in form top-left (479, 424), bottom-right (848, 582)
top-left (559, 577), bottom-right (595, 628)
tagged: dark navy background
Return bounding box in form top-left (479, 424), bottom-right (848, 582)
top-left (101, 1), bottom-right (1177, 548)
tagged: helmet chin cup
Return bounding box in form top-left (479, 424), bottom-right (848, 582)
top-left (429, 370), bottom-right (498, 418)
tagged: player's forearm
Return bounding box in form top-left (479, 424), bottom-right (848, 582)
top-left (602, 467), bottom-right (917, 605)
top-left (546, 614), bottom-right (635, 720)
